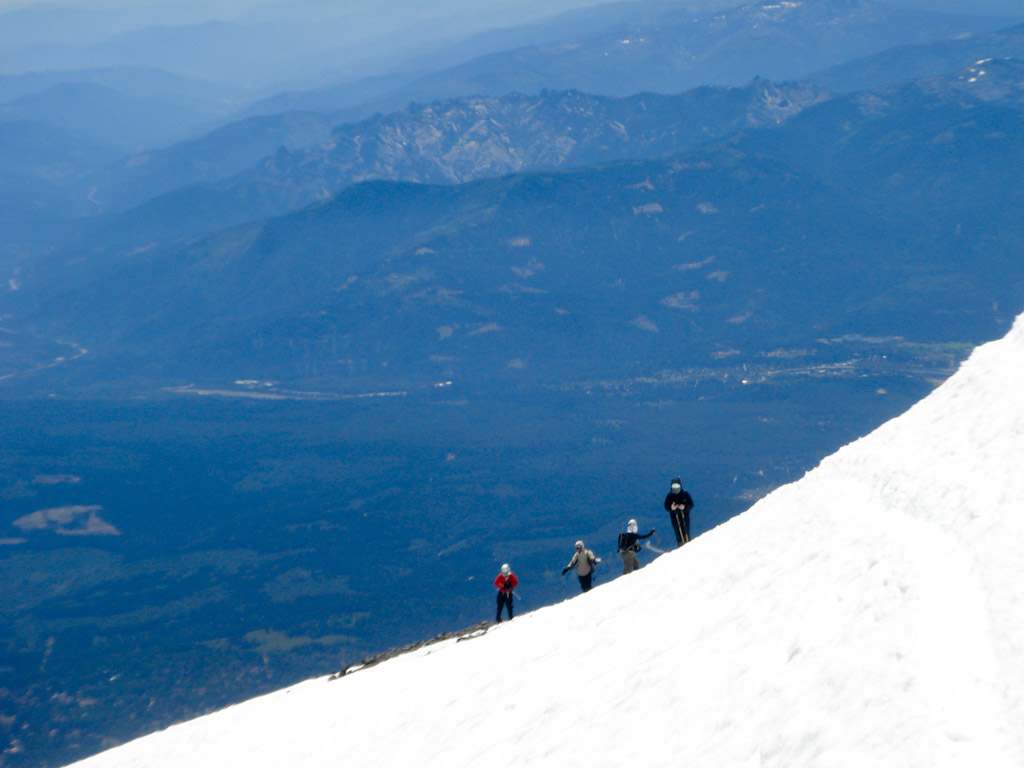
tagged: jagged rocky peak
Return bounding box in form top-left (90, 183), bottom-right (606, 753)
top-left (745, 77), bottom-right (832, 121)
top-left (258, 79), bottom-right (831, 199)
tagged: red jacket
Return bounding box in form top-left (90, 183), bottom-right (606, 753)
top-left (495, 572), bottom-right (518, 593)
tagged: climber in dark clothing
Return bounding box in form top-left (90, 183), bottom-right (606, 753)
top-left (617, 519), bottom-right (655, 573)
top-left (664, 477), bottom-right (694, 547)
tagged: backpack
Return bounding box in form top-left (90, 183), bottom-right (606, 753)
top-left (617, 532), bottom-right (629, 552)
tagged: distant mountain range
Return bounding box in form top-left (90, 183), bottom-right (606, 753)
top-left (241, 0), bottom-right (1010, 118)
top-left (86, 79), bottom-right (829, 217)
top-left (60, 18), bottom-right (1023, 226)
top-left (0, 0), bottom-right (624, 92)
top-left (9, 59), bottom-right (1024, 394)
top-left (810, 21), bottom-right (1024, 91)
top-left (84, 112), bottom-right (339, 212)
top-left (3, 3), bottom-right (1021, 237)
top-left (0, 82), bottom-right (215, 152)
top-left (0, 66), bottom-right (245, 115)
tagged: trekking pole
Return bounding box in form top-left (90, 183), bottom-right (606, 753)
top-left (648, 530), bottom-right (668, 555)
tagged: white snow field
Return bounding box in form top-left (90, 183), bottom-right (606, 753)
top-left (70, 314), bottom-right (1024, 768)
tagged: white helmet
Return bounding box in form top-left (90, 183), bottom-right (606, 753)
top-left (627, 519), bottom-right (638, 533)
top-left (500, 563), bottom-right (510, 576)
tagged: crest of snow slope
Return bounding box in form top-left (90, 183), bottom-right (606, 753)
top-left (70, 316), bottom-right (1024, 768)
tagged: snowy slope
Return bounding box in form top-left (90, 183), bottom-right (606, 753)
top-left (69, 314), bottom-right (1024, 768)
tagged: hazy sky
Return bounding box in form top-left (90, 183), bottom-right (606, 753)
top-left (0, 0), bottom-right (604, 14)
top-left (0, 0), bottom-right (614, 90)
top-left (2, 0), bottom-right (1021, 20)
top-left (0, 0), bottom-right (613, 41)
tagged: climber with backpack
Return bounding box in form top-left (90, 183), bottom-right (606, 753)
top-left (562, 540), bottom-right (600, 592)
top-left (617, 518), bottom-right (655, 574)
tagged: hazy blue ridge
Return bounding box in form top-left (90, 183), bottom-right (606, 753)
top-left (0, 66), bottom-right (247, 116)
top-left (243, 0), bottom-right (1010, 118)
top-left (83, 112), bottom-right (338, 213)
top-left (0, 82), bottom-right (213, 153)
top-left (808, 21), bottom-right (1024, 91)
top-left (7, 63), bottom-right (1024, 397)
top-left (12, 128), bottom-right (1023, 393)
top-left (85, 79), bottom-right (828, 220)
top-left (0, 119), bottom-right (120, 180)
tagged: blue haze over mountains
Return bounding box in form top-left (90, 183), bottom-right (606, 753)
top-left (2, 1), bottom-right (1024, 766)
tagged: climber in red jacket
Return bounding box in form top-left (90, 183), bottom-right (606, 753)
top-left (494, 563), bottom-right (518, 622)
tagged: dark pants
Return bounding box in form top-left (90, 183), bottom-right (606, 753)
top-left (496, 591), bottom-right (514, 621)
top-left (578, 572), bottom-right (593, 593)
top-left (670, 511), bottom-right (691, 546)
